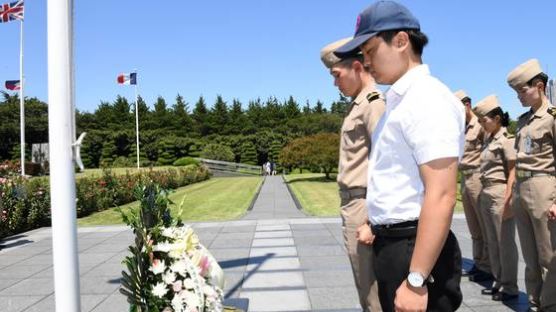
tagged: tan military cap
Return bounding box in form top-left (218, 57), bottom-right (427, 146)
top-left (453, 90), bottom-right (469, 101)
top-left (507, 59), bottom-right (543, 89)
top-left (320, 37), bottom-right (352, 68)
top-left (473, 94), bottom-right (500, 118)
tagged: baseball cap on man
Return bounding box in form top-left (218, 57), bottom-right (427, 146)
top-left (334, 1), bottom-right (420, 57)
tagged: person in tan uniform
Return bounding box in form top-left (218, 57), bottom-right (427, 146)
top-left (507, 59), bottom-right (556, 312)
top-left (320, 37), bottom-right (386, 312)
top-left (455, 90), bottom-right (493, 282)
top-left (473, 95), bottom-right (519, 301)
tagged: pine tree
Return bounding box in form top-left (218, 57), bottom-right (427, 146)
top-left (192, 96), bottom-right (209, 136)
top-left (172, 94), bottom-right (193, 135)
top-left (100, 141), bottom-right (116, 168)
top-left (240, 141), bottom-right (258, 165)
top-left (210, 95), bottom-right (229, 135)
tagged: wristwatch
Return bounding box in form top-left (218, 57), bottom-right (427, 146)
top-left (407, 272), bottom-right (427, 288)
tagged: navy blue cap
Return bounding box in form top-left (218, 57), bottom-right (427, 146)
top-left (334, 1), bottom-right (420, 57)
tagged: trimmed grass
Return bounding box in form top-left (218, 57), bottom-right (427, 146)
top-left (77, 176), bottom-right (263, 226)
top-left (284, 173), bottom-right (464, 217)
top-left (284, 173), bottom-right (340, 217)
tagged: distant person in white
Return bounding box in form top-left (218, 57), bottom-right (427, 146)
top-left (335, 1), bottom-right (465, 311)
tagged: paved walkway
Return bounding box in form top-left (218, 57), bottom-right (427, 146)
top-left (0, 176), bottom-right (532, 311)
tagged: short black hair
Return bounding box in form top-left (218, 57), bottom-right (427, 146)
top-left (526, 72), bottom-right (549, 92)
top-left (461, 97), bottom-right (471, 105)
top-left (377, 29), bottom-right (429, 56)
top-left (486, 107), bottom-right (510, 127)
top-left (337, 54), bottom-right (369, 72)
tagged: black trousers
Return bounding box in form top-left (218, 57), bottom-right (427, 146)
top-left (372, 230), bottom-right (463, 312)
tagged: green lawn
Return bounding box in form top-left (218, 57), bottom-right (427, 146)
top-left (284, 173), bottom-right (463, 217)
top-left (78, 176), bottom-right (263, 226)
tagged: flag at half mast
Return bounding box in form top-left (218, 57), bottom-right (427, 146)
top-left (117, 72), bottom-right (137, 85)
top-left (5, 80), bottom-right (20, 90)
top-left (0, 0), bottom-right (24, 23)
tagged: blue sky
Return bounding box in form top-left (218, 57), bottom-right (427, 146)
top-left (0, 0), bottom-right (555, 119)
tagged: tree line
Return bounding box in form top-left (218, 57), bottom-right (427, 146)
top-left (0, 91), bottom-right (351, 168)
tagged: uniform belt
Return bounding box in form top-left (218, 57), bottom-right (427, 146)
top-left (461, 168), bottom-right (480, 176)
top-left (371, 220), bottom-right (418, 238)
top-left (515, 170), bottom-right (556, 180)
top-left (480, 179), bottom-right (506, 187)
top-left (339, 187), bottom-right (367, 200)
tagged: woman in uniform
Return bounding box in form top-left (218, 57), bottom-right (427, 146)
top-left (474, 95), bottom-right (519, 301)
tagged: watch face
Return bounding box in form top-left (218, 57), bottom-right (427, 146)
top-left (408, 272), bottom-right (424, 287)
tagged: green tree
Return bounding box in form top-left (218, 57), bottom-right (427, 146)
top-left (305, 133), bottom-right (339, 179)
top-left (200, 143), bottom-right (234, 162)
top-left (240, 141), bottom-right (258, 165)
top-left (210, 95), bottom-right (229, 135)
top-left (172, 94), bottom-right (193, 135)
top-left (192, 96), bottom-right (210, 136)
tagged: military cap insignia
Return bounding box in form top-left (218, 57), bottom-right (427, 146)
top-left (366, 92), bottom-right (380, 103)
top-left (548, 107), bottom-right (556, 118)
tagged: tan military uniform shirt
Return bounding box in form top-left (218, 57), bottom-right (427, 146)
top-left (480, 128), bottom-right (516, 183)
top-left (337, 85), bottom-right (386, 190)
top-left (460, 116), bottom-right (485, 171)
top-left (514, 100), bottom-right (556, 173)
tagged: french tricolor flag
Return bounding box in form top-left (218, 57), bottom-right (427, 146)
top-left (117, 72), bottom-right (137, 85)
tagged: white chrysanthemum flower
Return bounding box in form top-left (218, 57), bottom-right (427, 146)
top-left (170, 260), bottom-right (187, 276)
top-left (153, 242), bottom-right (173, 253)
top-left (149, 259), bottom-right (166, 275)
top-left (163, 271), bottom-right (177, 284)
top-left (152, 282), bottom-right (168, 298)
top-left (184, 290), bottom-right (201, 309)
top-left (183, 278), bottom-right (195, 289)
top-left (171, 294), bottom-right (184, 312)
top-left (162, 227), bottom-right (175, 238)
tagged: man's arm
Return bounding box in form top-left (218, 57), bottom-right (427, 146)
top-left (395, 157), bottom-right (458, 312)
top-left (410, 157), bottom-right (458, 277)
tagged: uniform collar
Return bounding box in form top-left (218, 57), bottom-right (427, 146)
top-left (386, 64), bottom-right (430, 103)
top-left (352, 84), bottom-right (378, 106)
top-left (468, 115), bottom-right (478, 128)
top-left (533, 100), bottom-right (550, 118)
top-left (493, 127), bottom-right (506, 140)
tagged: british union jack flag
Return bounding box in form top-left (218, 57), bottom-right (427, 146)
top-left (0, 0), bottom-right (24, 23)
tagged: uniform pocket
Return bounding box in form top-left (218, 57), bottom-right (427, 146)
top-left (342, 121), bottom-right (364, 151)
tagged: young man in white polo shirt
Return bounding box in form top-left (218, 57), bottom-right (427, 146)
top-left (336, 1), bottom-right (465, 311)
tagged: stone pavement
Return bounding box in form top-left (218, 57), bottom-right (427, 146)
top-left (0, 176), bottom-right (532, 311)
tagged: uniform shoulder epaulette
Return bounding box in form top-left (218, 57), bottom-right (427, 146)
top-left (366, 92), bottom-right (380, 103)
top-left (548, 107), bottom-right (556, 118)
top-left (503, 132), bottom-right (515, 139)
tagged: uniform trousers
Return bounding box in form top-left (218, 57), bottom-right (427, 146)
top-left (372, 228), bottom-right (462, 312)
top-left (513, 175), bottom-right (556, 308)
top-left (340, 197), bottom-right (381, 312)
top-left (461, 172), bottom-right (491, 272)
top-left (478, 183), bottom-right (519, 294)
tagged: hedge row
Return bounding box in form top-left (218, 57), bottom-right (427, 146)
top-left (0, 162), bottom-right (210, 239)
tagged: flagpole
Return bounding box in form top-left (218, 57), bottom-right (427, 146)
top-left (134, 71), bottom-right (140, 169)
top-left (47, 0), bottom-right (82, 311)
top-left (19, 19), bottom-right (25, 176)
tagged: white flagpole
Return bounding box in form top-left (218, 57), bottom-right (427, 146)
top-left (47, 0), bottom-right (81, 311)
top-left (134, 72), bottom-right (140, 169)
top-left (19, 19), bottom-right (25, 176)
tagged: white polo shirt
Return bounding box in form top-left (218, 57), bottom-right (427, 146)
top-left (367, 64), bottom-right (465, 225)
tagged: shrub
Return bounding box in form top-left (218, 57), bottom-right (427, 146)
top-left (1, 164), bottom-right (212, 239)
top-left (172, 157), bottom-right (200, 167)
top-left (112, 156), bottom-right (135, 168)
top-left (201, 144), bottom-right (234, 162)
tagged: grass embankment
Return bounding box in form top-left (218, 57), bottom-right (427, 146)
top-left (284, 173), bottom-right (463, 217)
top-left (78, 176), bottom-right (263, 226)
